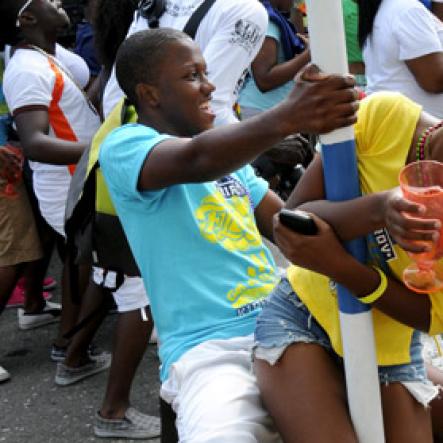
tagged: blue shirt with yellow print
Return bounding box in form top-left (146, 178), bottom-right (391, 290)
top-left (99, 123), bottom-right (278, 381)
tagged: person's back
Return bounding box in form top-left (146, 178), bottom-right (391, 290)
top-left (238, 0), bottom-right (310, 116)
top-left (103, 0), bottom-right (268, 125)
top-left (362, 0), bottom-right (443, 117)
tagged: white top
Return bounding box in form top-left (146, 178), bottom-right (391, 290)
top-left (363, 0), bottom-right (443, 117)
top-left (3, 48), bottom-right (100, 235)
top-left (103, 0), bottom-right (268, 126)
top-left (4, 44), bottom-right (90, 89)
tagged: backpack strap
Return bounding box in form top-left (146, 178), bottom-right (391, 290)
top-left (182, 0), bottom-right (217, 39)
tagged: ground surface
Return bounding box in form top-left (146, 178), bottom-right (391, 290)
top-left (0, 242), bottom-right (287, 442)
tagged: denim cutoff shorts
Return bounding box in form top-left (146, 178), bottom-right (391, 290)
top-left (254, 278), bottom-right (428, 386)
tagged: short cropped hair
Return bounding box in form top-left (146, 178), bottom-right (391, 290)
top-left (115, 28), bottom-right (191, 108)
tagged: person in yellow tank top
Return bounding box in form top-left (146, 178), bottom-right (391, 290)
top-left (254, 91), bottom-right (443, 442)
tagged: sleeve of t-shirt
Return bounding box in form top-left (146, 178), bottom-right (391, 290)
top-left (266, 21), bottom-right (281, 42)
top-left (201, 1), bottom-right (268, 126)
top-left (393, 6), bottom-right (443, 60)
top-left (236, 164), bottom-right (269, 209)
top-left (3, 63), bottom-right (53, 114)
top-left (99, 124), bottom-right (172, 203)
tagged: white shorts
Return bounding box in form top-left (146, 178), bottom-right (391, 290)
top-left (92, 266), bottom-right (149, 312)
top-left (160, 334), bottom-right (282, 443)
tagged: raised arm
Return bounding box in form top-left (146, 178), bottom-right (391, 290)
top-left (137, 66), bottom-right (358, 190)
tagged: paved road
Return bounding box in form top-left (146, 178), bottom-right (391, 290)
top-left (0, 255), bottom-right (161, 443)
top-left (0, 243), bottom-right (287, 443)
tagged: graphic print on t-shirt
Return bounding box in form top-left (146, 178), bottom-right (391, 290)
top-left (195, 175), bottom-right (277, 312)
top-left (230, 19), bottom-right (263, 55)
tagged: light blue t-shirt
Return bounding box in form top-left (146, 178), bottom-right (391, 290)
top-left (99, 124), bottom-right (279, 381)
top-left (239, 21), bottom-right (294, 112)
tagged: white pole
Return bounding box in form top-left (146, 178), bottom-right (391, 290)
top-left (305, 1), bottom-right (385, 441)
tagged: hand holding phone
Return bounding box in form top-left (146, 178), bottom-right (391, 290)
top-left (278, 209), bottom-right (318, 235)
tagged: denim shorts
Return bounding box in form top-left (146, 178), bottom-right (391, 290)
top-left (254, 278), bottom-right (428, 386)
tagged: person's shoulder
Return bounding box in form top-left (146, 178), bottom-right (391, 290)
top-left (3, 49), bottom-right (51, 85)
top-left (103, 124), bottom-right (158, 148)
top-left (213, 0), bottom-right (267, 20)
top-left (5, 49), bottom-right (47, 72)
top-left (392, 0), bottom-right (430, 18)
top-left (267, 20), bottom-right (281, 39)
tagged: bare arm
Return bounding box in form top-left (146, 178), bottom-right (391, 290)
top-left (432, 1), bottom-right (443, 21)
top-left (254, 190), bottom-right (284, 242)
top-left (405, 52), bottom-right (443, 93)
top-left (14, 109), bottom-right (87, 164)
top-left (286, 154), bottom-right (440, 248)
top-left (285, 155), bottom-right (387, 240)
top-left (138, 65), bottom-right (358, 190)
top-left (273, 213), bottom-right (431, 332)
top-left (251, 37), bottom-right (310, 92)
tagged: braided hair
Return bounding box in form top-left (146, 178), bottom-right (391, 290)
top-left (356, 0), bottom-right (383, 49)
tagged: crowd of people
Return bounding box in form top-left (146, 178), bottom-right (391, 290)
top-left (1, 0), bottom-right (443, 442)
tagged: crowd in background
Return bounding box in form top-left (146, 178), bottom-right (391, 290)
top-left (1, 0), bottom-right (443, 442)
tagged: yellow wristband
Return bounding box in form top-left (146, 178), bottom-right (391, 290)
top-left (359, 266), bottom-right (388, 305)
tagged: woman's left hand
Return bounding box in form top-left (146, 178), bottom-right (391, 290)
top-left (273, 211), bottom-right (349, 278)
top-left (383, 187), bottom-right (441, 253)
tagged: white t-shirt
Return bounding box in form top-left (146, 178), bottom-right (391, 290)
top-left (3, 48), bottom-right (100, 235)
top-left (4, 44), bottom-right (90, 90)
top-left (363, 0), bottom-right (443, 117)
top-left (103, 0), bottom-right (268, 126)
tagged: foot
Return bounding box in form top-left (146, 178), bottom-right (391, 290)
top-left (17, 301), bottom-right (61, 330)
top-left (50, 343), bottom-right (107, 363)
top-left (94, 407), bottom-right (161, 439)
top-left (55, 353), bottom-right (111, 386)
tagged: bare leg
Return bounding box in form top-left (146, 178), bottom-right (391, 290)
top-left (254, 343), bottom-right (357, 443)
top-left (0, 265), bottom-right (21, 314)
top-left (63, 279), bottom-right (109, 367)
top-left (426, 363), bottom-right (443, 442)
top-left (100, 307), bottom-right (153, 418)
top-left (22, 259), bottom-right (48, 312)
top-left (381, 381), bottom-right (433, 443)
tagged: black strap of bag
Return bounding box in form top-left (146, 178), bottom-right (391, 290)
top-left (182, 0), bottom-right (217, 39)
top-left (139, 0), bottom-right (216, 37)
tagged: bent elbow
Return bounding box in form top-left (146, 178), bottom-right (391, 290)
top-left (417, 77), bottom-right (443, 94)
top-left (254, 78), bottom-right (273, 93)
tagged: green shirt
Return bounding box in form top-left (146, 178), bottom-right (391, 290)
top-left (342, 0), bottom-right (363, 63)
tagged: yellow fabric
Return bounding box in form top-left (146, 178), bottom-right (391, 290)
top-left (88, 99), bottom-right (137, 214)
top-left (288, 91), bottom-right (443, 366)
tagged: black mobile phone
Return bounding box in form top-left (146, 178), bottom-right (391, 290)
top-left (278, 209), bottom-right (318, 235)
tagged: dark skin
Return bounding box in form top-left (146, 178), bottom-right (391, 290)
top-left (432, 1), bottom-right (443, 22)
top-left (254, 107), bottom-right (443, 442)
top-left (136, 39), bottom-right (358, 197)
top-left (250, 0), bottom-right (310, 93)
top-left (10, 0), bottom-right (102, 355)
top-left (13, 0), bottom-right (89, 164)
top-left (401, 3), bottom-right (443, 94)
top-left (104, 33), bottom-right (357, 428)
